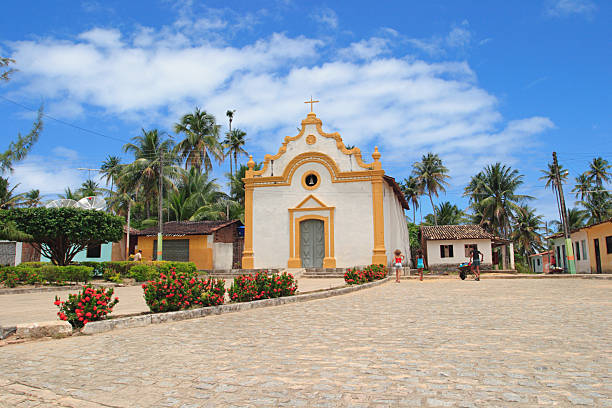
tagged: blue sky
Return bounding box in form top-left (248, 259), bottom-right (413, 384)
top-left (1, 0), bottom-right (610, 223)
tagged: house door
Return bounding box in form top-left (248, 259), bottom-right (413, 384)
top-left (594, 238), bottom-right (602, 274)
top-left (300, 219), bottom-right (325, 268)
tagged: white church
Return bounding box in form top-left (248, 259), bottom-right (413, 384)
top-left (241, 105), bottom-right (411, 269)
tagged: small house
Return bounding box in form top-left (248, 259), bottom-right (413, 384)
top-left (420, 225), bottom-right (515, 272)
top-left (548, 229), bottom-right (591, 273)
top-left (135, 220), bottom-right (243, 270)
top-left (585, 218), bottom-right (612, 273)
top-left (0, 241), bottom-right (40, 266)
top-left (529, 250), bottom-right (553, 273)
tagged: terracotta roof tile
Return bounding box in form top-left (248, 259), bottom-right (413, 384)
top-left (420, 225), bottom-right (495, 240)
top-left (383, 175), bottom-right (410, 210)
top-left (137, 220), bottom-right (242, 236)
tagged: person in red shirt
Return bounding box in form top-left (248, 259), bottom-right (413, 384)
top-left (393, 249), bottom-right (404, 283)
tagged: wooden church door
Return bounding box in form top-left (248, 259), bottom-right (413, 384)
top-left (300, 219), bottom-right (325, 268)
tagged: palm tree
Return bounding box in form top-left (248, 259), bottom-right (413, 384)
top-left (100, 155), bottom-right (122, 194)
top-left (511, 205), bottom-right (544, 260)
top-left (586, 157), bottom-right (611, 188)
top-left (401, 176), bottom-right (422, 223)
top-left (229, 163), bottom-right (262, 205)
top-left (60, 187), bottom-right (80, 201)
top-left (412, 153), bottom-right (450, 226)
top-left (123, 128), bottom-right (179, 224)
top-left (464, 163), bottom-right (531, 238)
top-left (572, 173), bottom-right (592, 201)
top-left (174, 108), bottom-right (223, 173)
top-left (78, 179), bottom-right (103, 198)
top-left (223, 128), bottom-right (248, 178)
top-left (540, 162), bottom-right (569, 228)
top-left (550, 207), bottom-right (588, 232)
top-left (0, 177), bottom-right (24, 209)
top-left (580, 191), bottom-right (612, 224)
top-left (23, 189), bottom-right (43, 207)
top-left (424, 201), bottom-right (464, 225)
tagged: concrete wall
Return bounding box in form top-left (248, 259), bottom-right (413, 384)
top-left (252, 160), bottom-right (374, 268)
top-left (382, 183), bottom-right (411, 266)
top-left (213, 243), bottom-right (234, 270)
top-left (425, 239), bottom-right (493, 268)
top-left (552, 231), bottom-right (592, 273)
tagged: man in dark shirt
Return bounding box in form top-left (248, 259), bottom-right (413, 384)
top-left (470, 248), bottom-right (483, 281)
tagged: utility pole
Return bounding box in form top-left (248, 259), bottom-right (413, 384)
top-left (157, 159), bottom-right (163, 261)
top-left (552, 152), bottom-right (575, 274)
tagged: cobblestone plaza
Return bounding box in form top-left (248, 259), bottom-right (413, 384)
top-left (1, 279), bottom-right (611, 407)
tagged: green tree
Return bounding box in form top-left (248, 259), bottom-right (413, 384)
top-left (123, 129), bottom-right (178, 222)
top-left (223, 128), bottom-right (248, 178)
top-left (572, 173), bottom-right (592, 201)
top-left (228, 163), bottom-right (262, 205)
top-left (401, 176), bottom-right (422, 223)
top-left (0, 107), bottom-right (44, 174)
top-left (580, 191), bottom-right (612, 224)
top-left (23, 189), bottom-right (43, 207)
top-left (540, 162), bottom-right (569, 227)
top-left (0, 177), bottom-right (24, 209)
top-left (100, 155), bottom-right (123, 195)
top-left (424, 201), bottom-right (464, 226)
top-left (1, 57), bottom-right (15, 82)
top-left (550, 207), bottom-right (588, 232)
top-left (586, 157), bottom-right (611, 188)
top-left (174, 108), bottom-right (223, 173)
top-left (464, 163), bottom-right (531, 238)
top-left (412, 153), bottom-right (450, 226)
top-left (0, 207), bottom-right (123, 265)
top-left (60, 187), bottom-right (80, 201)
top-left (77, 179), bottom-right (103, 198)
top-left (511, 205), bottom-right (544, 260)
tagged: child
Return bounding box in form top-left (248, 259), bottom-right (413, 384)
top-left (393, 249), bottom-right (404, 283)
top-left (416, 249), bottom-right (425, 281)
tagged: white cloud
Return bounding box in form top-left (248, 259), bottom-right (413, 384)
top-left (11, 154), bottom-right (82, 197)
top-left (546, 0), bottom-right (597, 17)
top-left (407, 21), bottom-right (473, 56)
top-left (78, 28), bottom-right (122, 48)
top-left (51, 146), bottom-right (79, 161)
top-left (7, 22), bottom-right (554, 190)
top-left (311, 7), bottom-right (339, 29)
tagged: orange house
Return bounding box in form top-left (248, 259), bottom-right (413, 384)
top-left (135, 220), bottom-right (243, 270)
top-left (585, 218), bottom-right (612, 274)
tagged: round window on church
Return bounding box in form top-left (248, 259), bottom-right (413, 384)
top-left (302, 170), bottom-right (321, 190)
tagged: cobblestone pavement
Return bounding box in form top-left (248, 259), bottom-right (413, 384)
top-left (0, 278), bottom-right (345, 326)
top-left (1, 279), bottom-right (611, 407)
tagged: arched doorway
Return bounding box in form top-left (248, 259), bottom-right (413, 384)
top-left (300, 219), bottom-right (325, 268)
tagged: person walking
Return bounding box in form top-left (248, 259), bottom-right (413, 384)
top-left (133, 249), bottom-right (142, 262)
top-left (470, 247), bottom-right (483, 281)
top-left (416, 249), bottom-right (425, 281)
top-left (393, 249), bottom-right (404, 283)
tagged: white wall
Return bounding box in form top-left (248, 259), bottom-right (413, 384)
top-left (383, 183), bottom-right (411, 266)
top-left (426, 239), bottom-right (492, 266)
top-left (252, 161), bottom-right (374, 268)
top-left (213, 243), bottom-right (234, 270)
top-left (552, 232), bottom-right (591, 273)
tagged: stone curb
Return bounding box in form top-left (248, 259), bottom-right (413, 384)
top-left (401, 274), bottom-right (612, 280)
top-left (81, 277), bottom-right (391, 335)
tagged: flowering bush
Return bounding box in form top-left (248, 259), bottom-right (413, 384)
top-left (344, 264), bottom-right (387, 285)
top-left (228, 271), bottom-right (297, 302)
top-left (54, 285), bottom-right (119, 328)
top-left (142, 268), bottom-right (225, 313)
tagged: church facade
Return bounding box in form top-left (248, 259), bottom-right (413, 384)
top-left (242, 111), bottom-right (411, 269)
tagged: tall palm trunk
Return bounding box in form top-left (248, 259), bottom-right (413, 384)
top-left (234, 150), bottom-right (238, 179)
top-left (428, 192), bottom-right (437, 226)
top-left (125, 199), bottom-right (131, 259)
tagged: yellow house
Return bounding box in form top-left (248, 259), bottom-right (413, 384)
top-left (585, 218), bottom-right (612, 274)
top-left (135, 220), bottom-right (243, 271)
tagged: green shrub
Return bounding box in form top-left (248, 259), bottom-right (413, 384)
top-left (0, 270), bottom-right (18, 287)
top-left (55, 285), bottom-right (119, 328)
top-left (19, 262), bottom-right (49, 268)
top-left (129, 264), bottom-right (157, 282)
top-left (228, 271), bottom-right (297, 302)
top-left (77, 261), bottom-right (105, 277)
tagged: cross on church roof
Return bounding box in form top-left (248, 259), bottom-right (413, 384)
top-left (304, 96), bottom-right (319, 113)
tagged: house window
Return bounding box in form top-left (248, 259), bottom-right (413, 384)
top-left (86, 244), bottom-right (102, 258)
top-left (606, 236), bottom-right (612, 254)
top-left (581, 240), bottom-right (587, 260)
top-left (464, 244), bottom-right (478, 257)
top-left (575, 242), bottom-right (581, 261)
top-left (440, 245), bottom-right (454, 258)
top-left (537, 259), bottom-right (541, 266)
